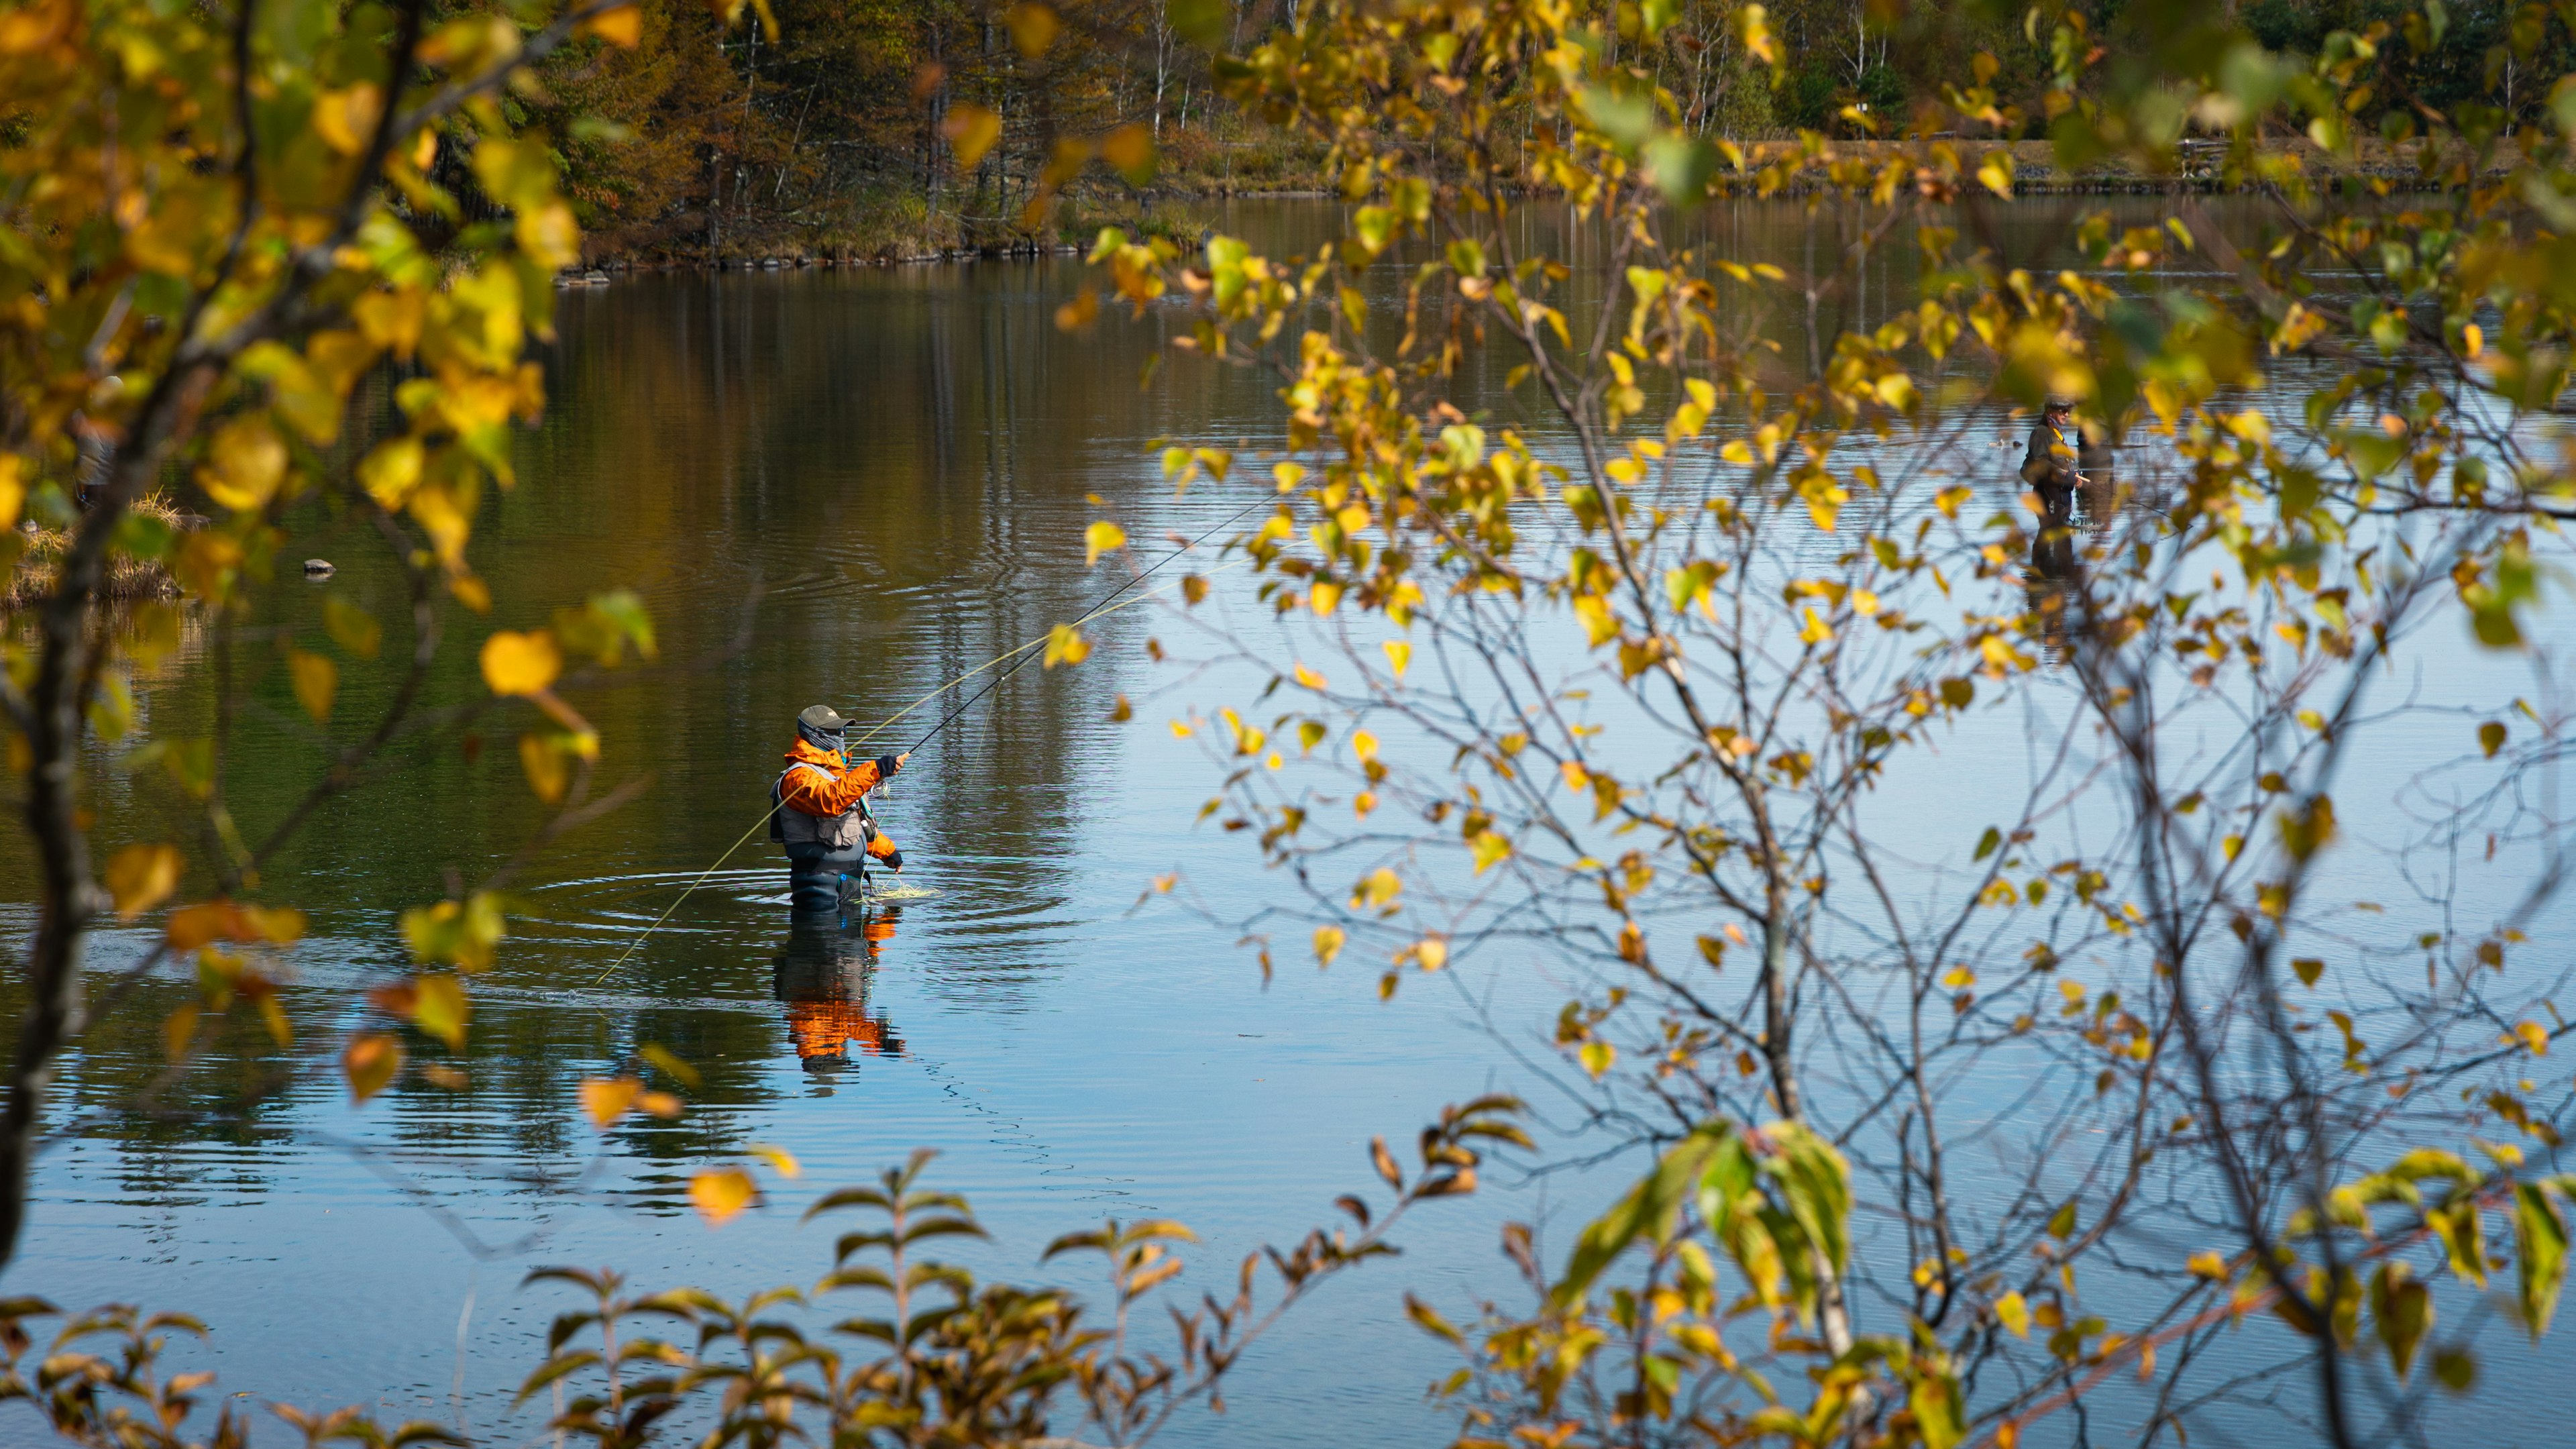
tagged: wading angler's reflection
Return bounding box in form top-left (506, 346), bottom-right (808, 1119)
top-left (773, 908), bottom-right (906, 1082)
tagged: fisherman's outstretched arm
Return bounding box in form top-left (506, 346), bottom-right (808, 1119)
top-left (783, 752), bottom-right (909, 814)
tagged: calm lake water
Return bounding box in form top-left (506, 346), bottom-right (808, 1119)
top-left (8, 197), bottom-right (2575, 1446)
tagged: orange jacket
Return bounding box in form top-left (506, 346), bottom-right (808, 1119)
top-left (780, 738), bottom-right (896, 814)
top-left (780, 738), bottom-right (902, 859)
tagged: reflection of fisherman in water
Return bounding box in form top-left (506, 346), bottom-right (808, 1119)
top-left (773, 909), bottom-right (905, 1075)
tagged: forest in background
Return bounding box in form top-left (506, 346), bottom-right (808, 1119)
top-left (527, 0), bottom-right (2576, 261)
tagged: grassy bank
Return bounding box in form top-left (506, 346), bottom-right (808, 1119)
top-left (5, 497), bottom-right (186, 610)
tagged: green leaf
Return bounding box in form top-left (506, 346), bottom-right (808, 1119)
top-left (1643, 135), bottom-right (1719, 205)
top-left (2371, 1262), bottom-right (2431, 1379)
top-left (1351, 205), bottom-right (1396, 258)
top-left (1974, 826), bottom-right (2001, 861)
top-left (1910, 1367), bottom-right (1964, 1449)
top-left (1766, 1122), bottom-right (1852, 1274)
top-left (1553, 1123), bottom-right (1729, 1307)
top-left (1167, 0), bottom-right (1227, 49)
top-left (2432, 1196), bottom-right (2487, 1287)
top-left (2432, 1345), bottom-right (2477, 1393)
top-left (2516, 1181), bottom-right (2568, 1338)
top-left (1577, 85), bottom-right (1656, 151)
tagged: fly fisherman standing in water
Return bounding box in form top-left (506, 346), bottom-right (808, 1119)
top-left (2021, 394), bottom-right (2085, 522)
top-left (773, 704), bottom-right (908, 914)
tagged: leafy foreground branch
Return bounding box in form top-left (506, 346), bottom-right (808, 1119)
top-left (1059, 0), bottom-right (2576, 1442)
top-left (0, 1107), bottom-right (1524, 1448)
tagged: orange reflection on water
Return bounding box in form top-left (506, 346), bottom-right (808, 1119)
top-left (773, 908), bottom-right (906, 1073)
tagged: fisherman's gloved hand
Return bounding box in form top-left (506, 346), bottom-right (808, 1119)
top-left (884, 850), bottom-right (905, 872)
top-left (877, 753), bottom-right (906, 777)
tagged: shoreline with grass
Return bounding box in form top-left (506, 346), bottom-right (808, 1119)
top-left (566, 131), bottom-right (2487, 274)
top-left (5, 498), bottom-right (187, 611)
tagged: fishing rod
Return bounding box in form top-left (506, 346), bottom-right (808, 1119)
top-left (589, 491), bottom-right (1277, 982)
top-left (898, 490), bottom-right (1279, 757)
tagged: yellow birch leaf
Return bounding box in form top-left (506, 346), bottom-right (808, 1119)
top-left (748, 1143), bottom-right (802, 1177)
top-left (1415, 937), bottom-right (1448, 971)
top-left (1043, 623), bottom-right (1090, 667)
top-left (0, 454), bottom-right (21, 528)
top-left (1309, 580), bottom-right (1343, 615)
top-left (942, 103), bottom-right (1004, 169)
top-left (105, 843), bottom-right (180, 920)
top-left (1085, 519), bottom-right (1126, 566)
top-left (343, 1032), bottom-right (402, 1104)
top-left (1314, 924), bottom-right (1345, 965)
top-left (480, 630), bottom-right (561, 696)
top-left (411, 973), bottom-right (470, 1049)
top-left (288, 649), bottom-right (337, 724)
top-left (690, 1167), bottom-right (759, 1225)
top-left (313, 83), bottom-right (384, 156)
top-left (580, 1076), bottom-right (643, 1129)
top-left (1977, 150), bottom-right (2015, 199)
top-left (1003, 1), bottom-right (1058, 56)
top-left (1383, 639), bottom-right (1412, 678)
top-left (358, 437), bottom-right (424, 508)
top-left (1101, 121), bottom-right (1155, 184)
top-left (576, 2), bottom-right (642, 45)
top-left (1995, 1290), bottom-right (2030, 1337)
top-left (198, 415), bottom-right (288, 513)
top-left (1294, 662), bottom-right (1328, 690)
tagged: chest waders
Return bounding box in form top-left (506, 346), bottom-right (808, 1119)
top-left (773, 761), bottom-right (877, 915)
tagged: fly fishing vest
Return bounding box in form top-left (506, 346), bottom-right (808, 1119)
top-left (771, 761), bottom-right (872, 851)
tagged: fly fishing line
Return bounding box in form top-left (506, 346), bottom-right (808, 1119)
top-left (589, 492), bottom-right (1274, 981)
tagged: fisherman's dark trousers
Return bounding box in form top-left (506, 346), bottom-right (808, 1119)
top-left (785, 843), bottom-right (869, 914)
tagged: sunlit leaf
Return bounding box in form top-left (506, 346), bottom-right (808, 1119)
top-left (2516, 1182), bottom-right (2568, 1338)
top-left (480, 629), bottom-right (561, 697)
top-left (1995, 1290), bottom-right (2029, 1338)
top-left (343, 1032), bottom-right (402, 1104)
top-left (1002, 1), bottom-right (1057, 56)
top-left (580, 1076), bottom-right (642, 1130)
top-left (1085, 520), bottom-right (1126, 567)
top-left (399, 974), bottom-right (468, 1050)
top-left (1042, 623), bottom-right (1090, 667)
top-left (690, 1167), bottom-right (759, 1225)
top-left (104, 843), bottom-right (180, 921)
top-left (576, 2), bottom-right (642, 45)
top-left (941, 103), bottom-right (1003, 170)
top-left (1313, 924), bottom-right (1345, 966)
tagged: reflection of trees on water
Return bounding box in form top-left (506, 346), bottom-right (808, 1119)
top-left (775, 910), bottom-right (905, 1079)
